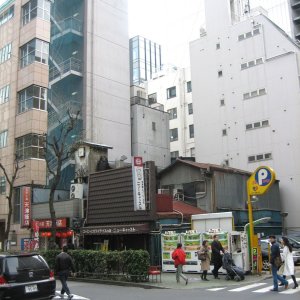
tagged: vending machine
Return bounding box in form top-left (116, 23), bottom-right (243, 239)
top-left (161, 231), bottom-right (180, 272)
top-left (181, 230), bottom-right (201, 273)
top-left (202, 229), bottom-right (229, 274)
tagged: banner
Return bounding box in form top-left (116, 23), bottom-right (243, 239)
top-left (31, 220), bottom-right (39, 251)
top-left (132, 156), bottom-right (146, 211)
top-left (22, 187), bottom-right (31, 227)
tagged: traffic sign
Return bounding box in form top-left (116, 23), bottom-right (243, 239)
top-left (247, 166), bottom-right (276, 196)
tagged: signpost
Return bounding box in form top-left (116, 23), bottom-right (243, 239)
top-left (247, 166), bottom-right (276, 273)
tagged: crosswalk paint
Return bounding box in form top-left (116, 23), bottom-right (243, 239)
top-left (206, 287), bottom-right (227, 291)
top-left (228, 282), bottom-right (266, 292)
top-left (253, 278), bottom-right (300, 293)
top-left (54, 291), bottom-right (89, 300)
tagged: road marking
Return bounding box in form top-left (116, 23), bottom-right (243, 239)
top-left (280, 288), bottom-right (300, 294)
top-left (253, 278), bottom-right (300, 293)
top-left (207, 287), bottom-right (226, 291)
top-left (228, 282), bottom-right (266, 292)
top-left (54, 291), bottom-right (90, 299)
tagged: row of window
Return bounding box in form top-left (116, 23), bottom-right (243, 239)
top-left (248, 152), bottom-right (272, 163)
top-left (238, 27), bottom-right (260, 41)
top-left (22, 0), bottom-right (50, 26)
top-left (0, 85), bottom-right (9, 104)
top-left (16, 134), bottom-right (45, 161)
top-left (241, 58), bottom-right (263, 70)
top-left (0, 43), bottom-right (12, 64)
top-left (243, 88), bottom-right (266, 100)
top-left (0, 176), bottom-right (5, 195)
top-left (246, 120), bottom-right (269, 130)
top-left (170, 147), bottom-right (195, 159)
top-left (166, 81), bottom-right (192, 99)
top-left (0, 5), bottom-right (14, 27)
top-left (170, 125), bottom-right (194, 142)
top-left (167, 103), bottom-right (193, 120)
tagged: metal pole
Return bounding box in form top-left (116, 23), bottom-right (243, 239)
top-left (247, 193), bottom-right (255, 272)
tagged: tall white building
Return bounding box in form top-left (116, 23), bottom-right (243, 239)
top-left (147, 67), bottom-right (195, 160)
top-left (190, 0), bottom-right (300, 232)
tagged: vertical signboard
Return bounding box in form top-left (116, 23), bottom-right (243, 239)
top-left (22, 187), bottom-right (31, 228)
top-left (132, 156), bottom-right (146, 211)
top-left (32, 220), bottom-right (39, 251)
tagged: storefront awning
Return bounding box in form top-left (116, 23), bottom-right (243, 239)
top-left (81, 223), bottom-right (150, 235)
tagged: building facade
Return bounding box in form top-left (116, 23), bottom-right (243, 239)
top-left (129, 35), bottom-right (162, 86)
top-left (147, 67), bottom-right (195, 160)
top-left (0, 0), bottom-right (130, 249)
top-left (190, 0), bottom-right (300, 232)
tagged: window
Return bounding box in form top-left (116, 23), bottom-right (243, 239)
top-left (167, 107), bottom-right (177, 120)
top-left (245, 31), bottom-right (252, 38)
top-left (167, 86), bottom-right (176, 99)
top-left (216, 43), bottom-right (220, 50)
top-left (152, 122), bottom-right (156, 131)
top-left (18, 85), bottom-right (47, 113)
top-left (189, 124), bottom-right (194, 138)
top-left (171, 151), bottom-right (179, 158)
top-left (16, 134), bottom-right (45, 160)
top-left (188, 103), bottom-right (193, 114)
top-left (222, 129), bottom-right (227, 136)
top-left (170, 128), bottom-right (178, 142)
top-left (261, 120), bottom-right (269, 127)
top-left (248, 152), bottom-right (272, 163)
top-left (253, 28), bottom-right (260, 35)
top-left (0, 85), bottom-right (10, 104)
top-left (259, 88), bottom-right (266, 95)
top-left (238, 34), bottom-right (245, 41)
top-left (148, 93), bottom-right (157, 105)
top-left (218, 70), bottom-right (223, 77)
top-left (190, 147), bottom-right (195, 157)
top-left (251, 90), bottom-right (258, 97)
top-left (246, 124), bottom-right (253, 130)
top-left (238, 28), bottom-right (260, 42)
top-left (241, 63), bottom-right (247, 70)
top-left (0, 177), bottom-right (5, 195)
top-left (256, 58), bottom-right (263, 65)
top-left (0, 130), bottom-right (8, 149)
top-left (253, 122), bottom-right (260, 128)
top-left (20, 39), bottom-right (49, 68)
top-left (248, 60), bottom-right (255, 67)
top-left (246, 120), bottom-right (269, 130)
top-left (0, 5), bottom-right (14, 27)
top-left (13, 188), bottom-right (21, 224)
top-left (195, 181), bottom-right (206, 193)
top-left (186, 81), bottom-right (192, 93)
top-left (0, 43), bottom-right (12, 64)
top-left (22, 0), bottom-right (50, 26)
top-left (220, 99), bottom-right (225, 106)
top-left (243, 93), bottom-right (250, 100)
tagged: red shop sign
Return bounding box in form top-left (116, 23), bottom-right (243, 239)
top-left (22, 187), bottom-right (31, 228)
top-left (35, 218), bottom-right (67, 229)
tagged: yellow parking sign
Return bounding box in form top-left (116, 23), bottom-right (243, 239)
top-left (247, 166), bottom-right (276, 196)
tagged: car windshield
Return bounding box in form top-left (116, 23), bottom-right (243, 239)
top-left (5, 255), bottom-right (47, 275)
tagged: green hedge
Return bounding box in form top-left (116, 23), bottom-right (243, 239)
top-left (40, 249), bottom-right (150, 282)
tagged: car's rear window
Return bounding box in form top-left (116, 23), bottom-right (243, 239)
top-left (5, 255), bottom-right (48, 275)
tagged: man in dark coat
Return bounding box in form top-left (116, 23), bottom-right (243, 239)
top-left (55, 245), bottom-right (75, 299)
top-left (211, 235), bottom-right (224, 279)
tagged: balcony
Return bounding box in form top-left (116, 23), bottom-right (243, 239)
top-left (49, 58), bottom-right (82, 86)
top-left (291, 1), bottom-right (300, 9)
top-left (51, 17), bottom-right (83, 42)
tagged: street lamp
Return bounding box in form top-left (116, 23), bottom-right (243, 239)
top-left (244, 217), bottom-right (271, 232)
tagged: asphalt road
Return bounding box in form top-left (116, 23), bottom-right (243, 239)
top-left (54, 277), bottom-right (300, 300)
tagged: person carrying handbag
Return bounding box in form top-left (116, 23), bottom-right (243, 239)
top-left (269, 235), bottom-right (288, 291)
top-left (279, 237), bottom-right (299, 289)
top-left (198, 240), bottom-right (210, 281)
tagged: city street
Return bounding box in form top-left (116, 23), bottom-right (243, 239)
top-left (54, 276), bottom-right (300, 300)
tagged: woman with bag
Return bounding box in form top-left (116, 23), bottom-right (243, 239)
top-left (199, 240), bottom-right (210, 281)
top-left (279, 237), bottom-right (299, 289)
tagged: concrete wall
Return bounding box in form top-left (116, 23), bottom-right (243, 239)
top-left (83, 0), bottom-right (131, 163)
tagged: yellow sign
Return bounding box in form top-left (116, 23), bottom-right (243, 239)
top-left (247, 166), bottom-right (276, 196)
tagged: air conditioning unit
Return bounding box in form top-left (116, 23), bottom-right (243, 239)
top-left (70, 184), bottom-right (83, 199)
top-left (158, 189), bottom-right (170, 195)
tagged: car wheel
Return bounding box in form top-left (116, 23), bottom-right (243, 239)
top-left (262, 259), bottom-right (270, 271)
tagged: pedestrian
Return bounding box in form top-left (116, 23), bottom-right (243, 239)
top-left (198, 240), bottom-right (210, 281)
top-left (279, 237), bottom-right (299, 289)
top-left (172, 243), bottom-right (188, 285)
top-left (269, 235), bottom-right (288, 291)
top-left (55, 245), bottom-right (76, 299)
top-left (211, 235), bottom-right (224, 279)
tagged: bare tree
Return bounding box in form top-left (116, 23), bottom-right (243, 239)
top-left (0, 155), bottom-right (25, 250)
top-left (44, 109), bottom-right (80, 249)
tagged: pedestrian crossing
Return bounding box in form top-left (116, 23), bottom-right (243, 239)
top-left (207, 278), bottom-right (300, 294)
top-left (53, 291), bottom-right (90, 299)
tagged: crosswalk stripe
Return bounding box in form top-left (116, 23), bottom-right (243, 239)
top-left (280, 288), bottom-right (300, 295)
top-left (253, 278), bottom-right (300, 293)
top-left (228, 282), bottom-right (266, 292)
top-left (54, 291), bottom-right (89, 300)
top-left (207, 287), bottom-right (226, 291)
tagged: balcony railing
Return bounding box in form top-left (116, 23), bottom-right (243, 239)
top-left (51, 17), bottom-right (83, 37)
top-left (49, 57), bottom-right (82, 82)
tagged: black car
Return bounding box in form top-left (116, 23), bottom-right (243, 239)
top-left (0, 253), bottom-right (55, 300)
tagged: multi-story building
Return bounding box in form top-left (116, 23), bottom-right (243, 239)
top-left (289, 0), bottom-right (300, 40)
top-left (147, 67), bottom-right (195, 160)
top-left (129, 35), bottom-right (162, 86)
top-left (0, 0), bottom-right (130, 249)
top-left (190, 0), bottom-right (300, 232)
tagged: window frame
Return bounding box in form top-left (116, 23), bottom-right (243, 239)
top-left (18, 85), bottom-right (47, 113)
top-left (0, 176), bottom-right (6, 195)
top-left (186, 81), bottom-right (192, 93)
top-left (15, 134), bottom-right (45, 161)
top-left (170, 128), bottom-right (178, 142)
top-left (167, 86), bottom-right (176, 99)
top-left (188, 103), bottom-right (193, 114)
top-left (0, 130), bottom-right (8, 149)
top-left (167, 107), bottom-right (177, 120)
top-left (189, 124), bottom-right (194, 139)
